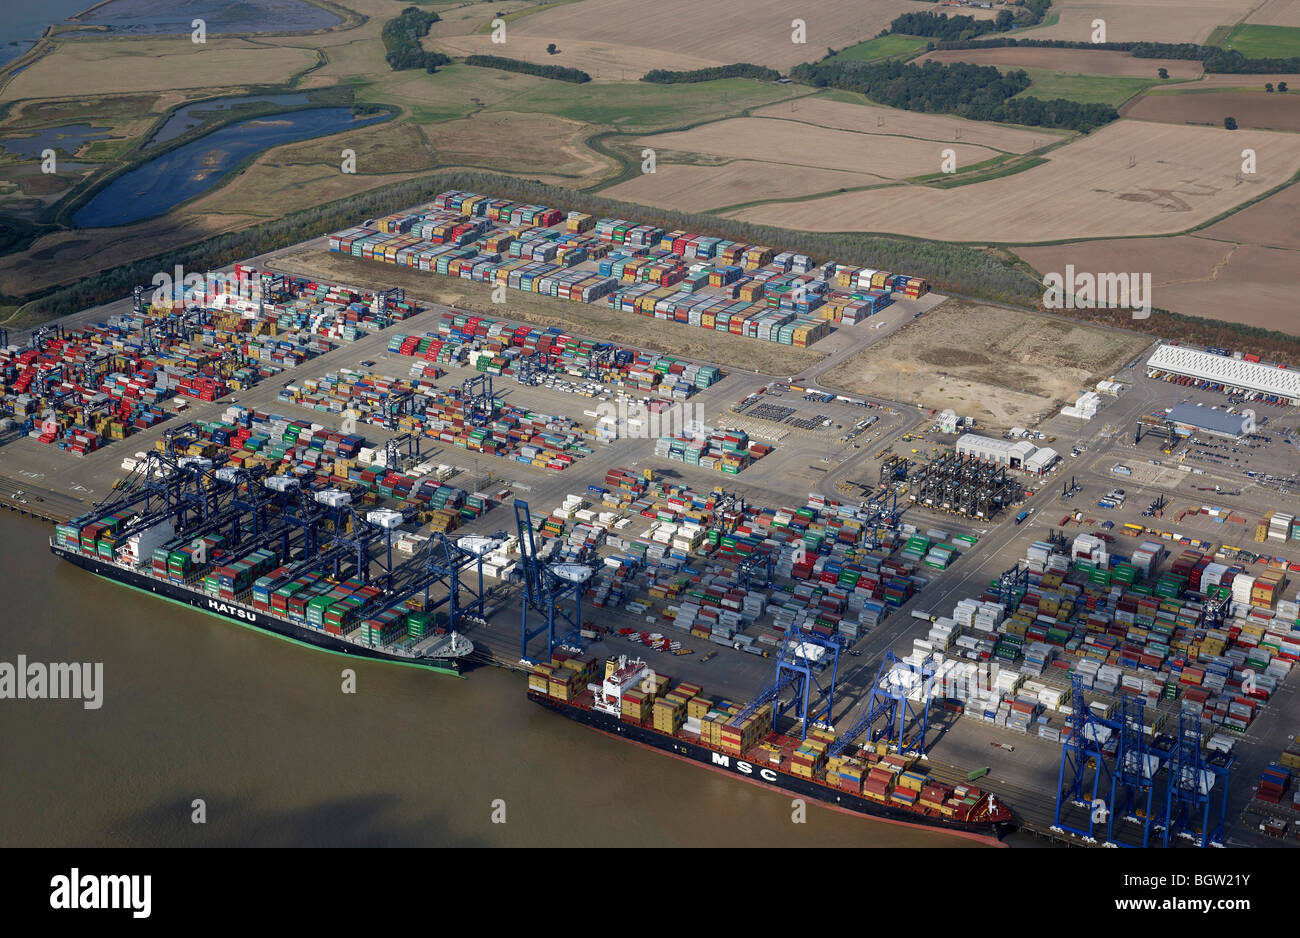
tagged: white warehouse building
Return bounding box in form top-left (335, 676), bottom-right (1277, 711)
top-left (955, 433), bottom-right (1038, 468)
top-left (1146, 344), bottom-right (1300, 406)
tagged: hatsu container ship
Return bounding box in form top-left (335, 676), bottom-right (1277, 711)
top-left (529, 654), bottom-right (1015, 842)
top-left (48, 513), bottom-right (474, 674)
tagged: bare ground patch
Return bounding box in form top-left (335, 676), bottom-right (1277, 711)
top-left (821, 299), bottom-right (1150, 428)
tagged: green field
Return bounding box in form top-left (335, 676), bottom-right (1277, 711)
top-left (1013, 70), bottom-right (1157, 106)
top-left (1221, 24), bottom-right (1300, 58)
top-left (825, 35), bottom-right (928, 64)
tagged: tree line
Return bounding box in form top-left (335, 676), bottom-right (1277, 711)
top-left (464, 55), bottom-right (591, 83)
top-left (788, 59), bottom-right (1118, 131)
top-left (15, 169), bottom-right (1300, 364)
top-left (888, 0), bottom-right (1052, 40)
top-left (641, 64), bottom-right (782, 83)
top-left (382, 6), bottom-right (451, 72)
top-left (928, 36), bottom-right (1300, 73)
top-left (15, 170), bottom-right (1041, 315)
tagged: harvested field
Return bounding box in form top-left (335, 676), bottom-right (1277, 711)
top-left (1121, 90), bottom-right (1300, 131)
top-left (1016, 237), bottom-right (1300, 335)
top-left (429, 34), bottom-right (720, 82)
top-left (732, 120), bottom-right (1300, 241)
top-left (1, 38), bottom-right (318, 99)
top-left (508, 0), bottom-right (989, 71)
top-left (1199, 179), bottom-right (1300, 251)
top-left (269, 249), bottom-right (827, 376)
top-left (634, 118), bottom-right (1001, 178)
top-left (1026, 0), bottom-right (1258, 44)
top-left (601, 161), bottom-right (884, 212)
top-left (750, 96), bottom-right (1063, 153)
top-left (820, 299), bottom-right (1151, 428)
top-left (420, 111), bottom-right (614, 182)
top-left (916, 48), bottom-right (1202, 79)
top-left (1247, 0), bottom-right (1300, 27)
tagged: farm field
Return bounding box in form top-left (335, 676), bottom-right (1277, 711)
top-left (1016, 236), bottom-right (1300, 335)
top-left (631, 118), bottom-right (1003, 178)
top-left (3, 38), bottom-right (319, 98)
top-left (427, 34), bottom-right (720, 82)
top-left (269, 248), bottom-right (828, 376)
top-left (820, 299), bottom-right (1151, 428)
top-left (749, 95), bottom-right (1061, 153)
top-left (1143, 73), bottom-right (1300, 90)
top-left (506, 0), bottom-right (986, 71)
top-left (1011, 69), bottom-right (1158, 106)
top-left (1120, 90), bottom-right (1300, 131)
top-left (1025, 0), bottom-right (1259, 44)
top-left (825, 35), bottom-right (929, 64)
top-left (1198, 178), bottom-right (1300, 251)
top-left (599, 161), bottom-right (884, 211)
top-left (1221, 24), bottom-right (1300, 57)
top-left (409, 111), bottom-right (613, 183)
top-left (731, 121), bottom-right (1300, 242)
top-left (916, 48), bottom-right (1203, 79)
top-left (1245, 0), bottom-right (1300, 27)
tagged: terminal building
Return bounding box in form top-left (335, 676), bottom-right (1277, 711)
top-left (955, 433), bottom-right (1058, 474)
top-left (1146, 403), bottom-right (1253, 440)
top-left (1146, 344), bottom-right (1300, 406)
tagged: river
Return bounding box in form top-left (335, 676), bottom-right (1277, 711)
top-left (0, 512), bottom-right (982, 847)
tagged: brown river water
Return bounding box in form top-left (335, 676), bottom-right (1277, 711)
top-left (0, 513), bottom-right (985, 847)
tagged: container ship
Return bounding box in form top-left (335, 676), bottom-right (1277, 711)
top-left (49, 520), bottom-right (473, 674)
top-left (529, 655), bottom-right (1014, 841)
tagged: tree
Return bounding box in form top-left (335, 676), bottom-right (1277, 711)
top-left (546, 43), bottom-right (559, 55)
top-left (1280, 81), bottom-right (1289, 91)
top-left (1224, 116), bottom-right (1238, 129)
top-left (1157, 67), bottom-right (1168, 79)
top-left (995, 9), bottom-right (1015, 30)
top-left (1265, 82), bottom-right (1274, 92)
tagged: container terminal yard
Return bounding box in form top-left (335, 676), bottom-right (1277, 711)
top-left (2, 192), bottom-right (1299, 849)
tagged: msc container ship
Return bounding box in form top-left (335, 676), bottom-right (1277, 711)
top-left (529, 655), bottom-right (1014, 842)
top-left (49, 521), bottom-right (472, 674)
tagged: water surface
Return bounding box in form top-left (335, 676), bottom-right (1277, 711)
top-left (73, 107), bottom-right (389, 228)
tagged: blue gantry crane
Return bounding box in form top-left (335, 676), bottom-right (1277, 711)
top-left (1105, 694), bottom-right (1165, 847)
top-left (1053, 672), bottom-right (1119, 842)
top-left (515, 499), bottom-right (592, 664)
top-left (731, 625), bottom-right (842, 740)
top-left (1158, 710), bottom-right (1232, 847)
top-left (831, 650), bottom-right (936, 758)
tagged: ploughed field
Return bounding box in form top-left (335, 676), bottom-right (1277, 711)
top-left (1121, 90), bottom-right (1300, 132)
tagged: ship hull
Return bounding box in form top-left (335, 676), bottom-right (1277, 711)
top-left (530, 691), bottom-right (1012, 844)
top-left (50, 544), bottom-right (466, 675)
